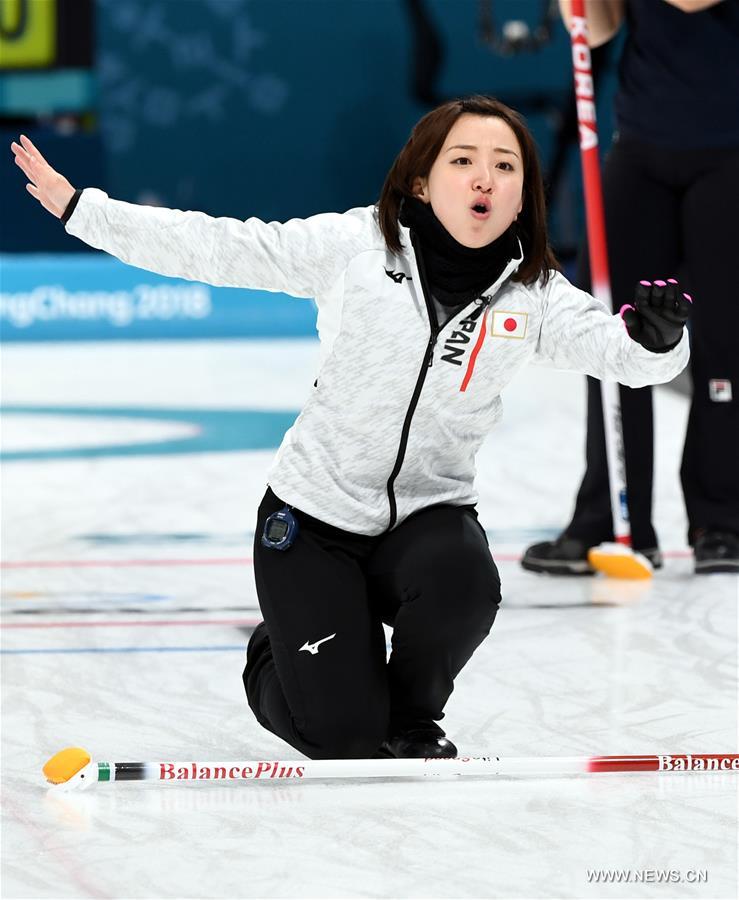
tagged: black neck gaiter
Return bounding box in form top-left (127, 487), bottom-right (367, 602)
top-left (399, 196), bottom-right (519, 307)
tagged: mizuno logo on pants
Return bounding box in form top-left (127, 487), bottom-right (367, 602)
top-left (299, 633), bottom-right (337, 655)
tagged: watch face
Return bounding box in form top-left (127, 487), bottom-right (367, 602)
top-left (266, 519), bottom-right (289, 542)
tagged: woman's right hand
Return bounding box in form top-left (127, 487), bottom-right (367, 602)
top-left (11, 134), bottom-right (76, 219)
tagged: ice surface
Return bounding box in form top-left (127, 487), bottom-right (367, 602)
top-left (2, 339), bottom-right (736, 899)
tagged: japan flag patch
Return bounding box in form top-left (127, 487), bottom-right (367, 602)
top-left (491, 310), bottom-right (528, 339)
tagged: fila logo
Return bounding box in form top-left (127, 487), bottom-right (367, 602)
top-left (299, 633), bottom-right (337, 655)
top-left (384, 268), bottom-right (412, 284)
top-left (491, 310), bottom-right (528, 339)
top-left (709, 379), bottom-right (732, 402)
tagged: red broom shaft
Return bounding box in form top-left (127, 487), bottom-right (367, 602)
top-left (571, 0), bottom-right (611, 297)
top-left (588, 754), bottom-right (739, 773)
top-left (581, 150), bottom-right (609, 289)
top-left (570, 0), bottom-right (632, 543)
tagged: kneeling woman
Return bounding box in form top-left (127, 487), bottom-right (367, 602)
top-left (12, 95), bottom-right (690, 759)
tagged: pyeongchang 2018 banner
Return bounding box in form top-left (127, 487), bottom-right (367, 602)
top-left (0, 255), bottom-right (318, 342)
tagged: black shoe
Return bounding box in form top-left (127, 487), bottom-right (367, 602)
top-left (693, 530), bottom-right (739, 574)
top-left (521, 535), bottom-right (663, 575)
top-left (377, 730), bottom-right (458, 759)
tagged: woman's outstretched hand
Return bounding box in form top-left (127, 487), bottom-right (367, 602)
top-left (11, 134), bottom-right (76, 219)
top-left (620, 278), bottom-right (692, 353)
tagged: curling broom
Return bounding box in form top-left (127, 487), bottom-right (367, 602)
top-left (569, 0), bottom-right (651, 579)
top-left (43, 747), bottom-right (739, 790)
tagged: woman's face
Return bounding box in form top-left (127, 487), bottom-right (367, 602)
top-left (413, 114), bottom-right (524, 248)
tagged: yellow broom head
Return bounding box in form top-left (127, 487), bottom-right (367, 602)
top-left (588, 542), bottom-right (653, 580)
top-left (43, 747), bottom-right (91, 785)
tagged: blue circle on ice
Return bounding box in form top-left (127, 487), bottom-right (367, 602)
top-left (0, 406), bottom-right (298, 460)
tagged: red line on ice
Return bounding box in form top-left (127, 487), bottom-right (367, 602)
top-left (0, 550), bottom-right (692, 570)
top-left (0, 618), bottom-right (262, 630)
top-left (1, 557), bottom-right (253, 569)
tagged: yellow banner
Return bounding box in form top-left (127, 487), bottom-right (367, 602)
top-left (0, 0), bottom-right (57, 68)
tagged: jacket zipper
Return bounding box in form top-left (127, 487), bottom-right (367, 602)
top-left (384, 234), bottom-right (439, 531)
top-left (384, 238), bottom-right (500, 530)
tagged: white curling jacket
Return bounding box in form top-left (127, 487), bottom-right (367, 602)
top-left (65, 192), bottom-right (689, 534)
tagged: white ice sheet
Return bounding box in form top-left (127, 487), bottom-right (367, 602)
top-left (2, 339), bottom-right (736, 899)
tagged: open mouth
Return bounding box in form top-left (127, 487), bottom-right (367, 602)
top-left (471, 202), bottom-right (490, 219)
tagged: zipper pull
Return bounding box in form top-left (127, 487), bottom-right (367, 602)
top-left (468, 295), bottom-right (492, 323)
top-left (427, 332), bottom-right (438, 367)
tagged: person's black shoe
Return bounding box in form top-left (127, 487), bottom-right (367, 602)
top-left (521, 535), bottom-right (663, 575)
top-left (377, 730), bottom-right (458, 759)
top-left (693, 530), bottom-right (739, 574)
top-left (521, 535), bottom-right (595, 575)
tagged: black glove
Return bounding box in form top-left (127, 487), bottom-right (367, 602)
top-left (620, 278), bottom-right (692, 353)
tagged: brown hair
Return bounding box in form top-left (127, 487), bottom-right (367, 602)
top-left (377, 95), bottom-right (559, 286)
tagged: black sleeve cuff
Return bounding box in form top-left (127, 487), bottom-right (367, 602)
top-left (648, 334), bottom-right (683, 354)
top-left (61, 188), bottom-right (83, 225)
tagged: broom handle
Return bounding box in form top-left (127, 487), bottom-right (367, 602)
top-left (91, 754), bottom-right (739, 783)
top-left (569, 0), bottom-right (630, 543)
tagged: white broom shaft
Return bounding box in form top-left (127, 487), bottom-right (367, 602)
top-left (141, 756), bottom-right (577, 780)
top-left (99, 754), bottom-right (739, 783)
top-left (601, 381), bottom-right (629, 540)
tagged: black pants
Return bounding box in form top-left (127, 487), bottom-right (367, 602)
top-left (243, 487), bottom-right (500, 759)
top-left (566, 137), bottom-right (739, 547)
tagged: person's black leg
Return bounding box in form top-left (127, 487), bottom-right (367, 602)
top-left (567, 139), bottom-right (682, 550)
top-left (366, 504), bottom-right (499, 751)
top-left (523, 139), bottom-right (682, 573)
top-left (679, 148), bottom-right (739, 560)
top-left (566, 378), bottom-right (657, 551)
top-left (243, 488), bottom-right (388, 759)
